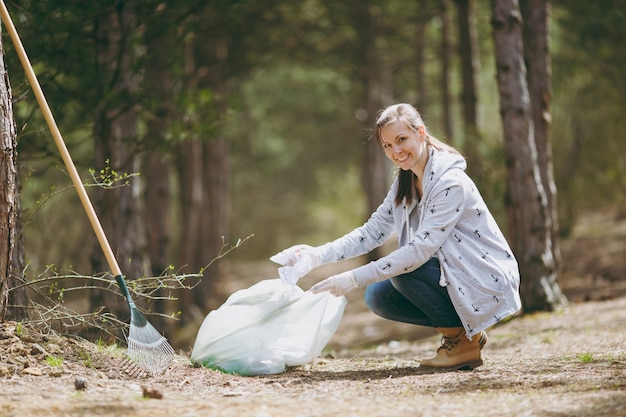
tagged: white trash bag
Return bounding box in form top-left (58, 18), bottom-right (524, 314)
top-left (190, 279), bottom-right (346, 376)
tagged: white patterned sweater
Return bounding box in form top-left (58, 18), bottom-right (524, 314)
top-left (318, 146), bottom-right (522, 338)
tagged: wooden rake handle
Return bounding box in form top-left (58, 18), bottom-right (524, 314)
top-left (0, 1), bottom-right (123, 278)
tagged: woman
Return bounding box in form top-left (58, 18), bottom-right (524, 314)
top-left (272, 103), bottom-right (521, 370)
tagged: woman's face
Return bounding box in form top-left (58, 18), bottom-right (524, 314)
top-left (379, 120), bottom-right (427, 174)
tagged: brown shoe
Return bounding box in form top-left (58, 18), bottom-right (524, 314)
top-left (419, 327), bottom-right (487, 370)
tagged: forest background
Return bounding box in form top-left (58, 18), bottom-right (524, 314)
top-left (1, 0), bottom-right (625, 350)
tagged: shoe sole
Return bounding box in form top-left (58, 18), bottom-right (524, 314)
top-left (419, 359), bottom-right (484, 372)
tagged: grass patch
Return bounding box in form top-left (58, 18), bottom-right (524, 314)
top-left (45, 355), bottom-right (64, 367)
top-left (577, 352), bottom-right (594, 363)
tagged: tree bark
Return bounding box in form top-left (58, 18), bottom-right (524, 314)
top-left (520, 0), bottom-right (562, 274)
top-left (414, 17), bottom-right (427, 112)
top-left (7, 174), bottom-right (27, 321)
top-left (491, 0), bottom-right (566, 312)
top-left (0, 29), bottom-right (18, 321)
top-left (350, 0), bottom-right (390, 261)
top-left (454, 0), bottom-right (483, 178)
top-left (1, 26), bottom-right (26, 320)
top-left (173, 30), bottom-right (206, 323)
top-left (455, 0), bottom-right (480, 131)
top-left (143, 9), bottom-right (173, 280)
top-left (175, 137), bottom-right (203, 322)
top-left (142, 16), bottom-right (175, 329)
top-left (144, 153), bottom-right (171, 276)
top-left (91, 4), bottom-right (148, 320)
top-left (440, 0), bottom-right (454, 143)
top-left (198, 136), bottom-right (230, 309)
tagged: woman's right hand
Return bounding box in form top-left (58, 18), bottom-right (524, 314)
top-left (270, 244), bottom-right (316, 267)
top-left (270, 244), bottom-right (323, 285)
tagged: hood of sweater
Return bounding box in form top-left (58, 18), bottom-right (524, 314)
top-left (421, 145), bottom-right (467, 198)
top-left (399, 146), bottom-right (467, 246)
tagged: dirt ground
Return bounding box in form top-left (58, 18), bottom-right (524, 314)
top-left (1, 207), bottom-right (625, 417)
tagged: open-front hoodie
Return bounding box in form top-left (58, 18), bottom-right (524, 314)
top-left (319, 146), bottom-right (522, 338)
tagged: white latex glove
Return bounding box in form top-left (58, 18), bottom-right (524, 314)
top-left (270, 244), bottom-right (315, 267)
top-left (270, 244), bottom-right (323, 286)
top-left (310, 270), bottom-right (358, 297)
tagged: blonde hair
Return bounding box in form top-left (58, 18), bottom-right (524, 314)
top-left (374, 103), bottom-right (462, 205)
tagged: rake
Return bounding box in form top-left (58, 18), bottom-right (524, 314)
top-left (0, 1), bottom-right (174, 373)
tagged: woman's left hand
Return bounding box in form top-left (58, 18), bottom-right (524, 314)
top-left (311, 270), bottom-right (358, 297)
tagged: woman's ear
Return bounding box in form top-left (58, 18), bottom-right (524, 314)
top-left (418, 125), bottom-right (426, 141)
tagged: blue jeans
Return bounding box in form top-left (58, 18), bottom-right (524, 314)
top-left (364, 257), bottom-right (462, 328)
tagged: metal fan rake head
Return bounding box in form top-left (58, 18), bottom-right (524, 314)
top-left (126, 308), bottom-right (175, 374)
top-left (114, 275), bottom-right (175, 374)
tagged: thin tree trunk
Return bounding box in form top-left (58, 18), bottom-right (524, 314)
top-left (142, 17), bottom-right (174, 329)
top-left (455, 0), bottom-right (482, 178)
top-left (173, 31), bottom-right (208, 323)
top-left (143, 9), bottom-right (173, 279)
top-left (188, 29), bottom-right (232, 310)
top-left (520, 0), bottom-right (562, 275)
top-left (415, 18), bottom-right (427, 112)
top-left (414, 4), bottom-right (437, 114)
top-left (0, 30), bottom-right (18, 320)
top-left (491, 0), bottom-right (566, 312)
top-left (91, 5), bottom-right (147, 321)
top-left (455, 0), bottom-right (480, 131)
top-left (440, 0), bottom-right (454, 143)
top-left (176, 138), bottom-right (203, 323)
top-left (351, 0), bottom-right (390, 262)
top-left (143, 152), bottom-right (171, 328)
top-left (144, 153), bottom-right (171, 276)
top-left (198, 137), bottom-right (230, 309)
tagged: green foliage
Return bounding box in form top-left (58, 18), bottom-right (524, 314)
top-left (88, 159), bottom-right (140, 189)
top-left (45, 355), bottom-right (64, 367)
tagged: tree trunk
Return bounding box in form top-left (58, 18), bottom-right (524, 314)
top-left (175, 138), bottom-right (204, 322)
top-left (454, 0), bottom-right (483, 178)
top-left (491, 0), bottom-right (566, 312)
top-left (351, 0), bottom-right (390, 262)
top-left (7, 174), bottom-right (27, 321)
top-left (184, 27), bottom-right (232, 310)
top-left (91, 5), bottom-right (147, 320)
top-left (455, 0), bottom-right (480, 131)
top-left (440, 0), bottom-right (454, 143)
top-left (198, 137), bottom-right (230, 309)
top-left (0, 30), bottom-right (18, 320)
top-left (520, 0), bottom-right (562, 274)
top-left (414, 4), bottom-right (438, 115)
top-left (3, 33), bottom-right (26, 320)
top-left (142, 18), bottom-right (174, 329)
top-left (144, 154), bottom-right (171, 279)
top-left (143, 153), bottom-right (171, 325)
top-left (172, 30), bottom-right (208, 323)
top-left (414, 18), bottom-right (427, 112)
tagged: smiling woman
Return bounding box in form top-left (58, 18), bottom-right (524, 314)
top-left (273, 103), bottom-right (522, 371)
